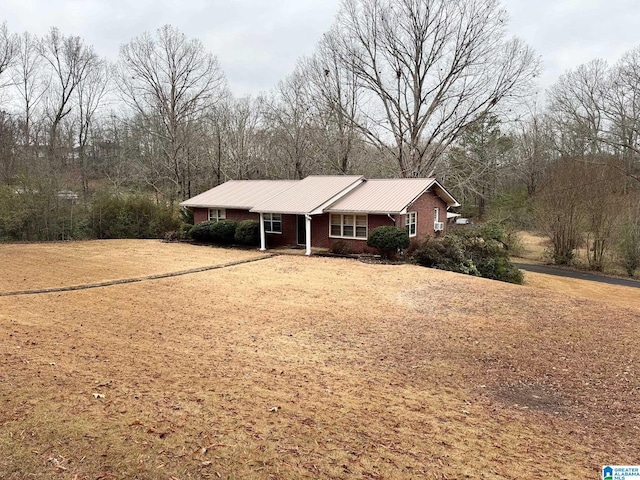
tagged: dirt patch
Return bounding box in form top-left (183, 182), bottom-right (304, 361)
top-left (494, 383), bottom-right (567, 414)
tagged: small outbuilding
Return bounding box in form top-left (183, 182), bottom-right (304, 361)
top-left (180, 175), bottom-right (459, 254)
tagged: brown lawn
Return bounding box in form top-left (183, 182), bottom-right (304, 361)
top-left (0, 240), bottom-right (638, 479)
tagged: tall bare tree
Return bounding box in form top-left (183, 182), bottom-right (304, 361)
top-left (11, 31), bottom-right (47, 155)
top-left (547, 59), bottom-right (608, 158)
top-left (118, 25), bottom-right (226, 201)
top-left (331, 0), bottom-right (538, 177)
top-left (263, 71), bottom-right (318, 179)
top-left (601, 48), bottom-right (640, 181)
top-left (39, 27), bottom-right (101, 169)
top-left (76, 57), bottom-right (110, 196)
top-left (302, 28), bottom-right (362, 174)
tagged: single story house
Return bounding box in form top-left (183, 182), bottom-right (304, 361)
top-left (180, 175), bottom-right (460, 255)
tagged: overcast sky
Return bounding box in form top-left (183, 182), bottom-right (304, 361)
top-left (3, 0), bottom-right (640, 98)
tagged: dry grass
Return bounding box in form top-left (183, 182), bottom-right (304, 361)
top-left (1, 240), bottom-right (639, 479)
top-left (513, 231), bottom-right (549, 263)
top-left (523, 271), bottom-right (640, 310)
top-left (0, 240), bottom-right (264, 291)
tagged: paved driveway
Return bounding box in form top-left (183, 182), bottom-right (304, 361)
top-left (513, 262), bottom-right (640, 289)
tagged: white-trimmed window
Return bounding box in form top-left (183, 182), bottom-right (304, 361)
top-left (208, 208), bottom-right (226, 222)
top-left (330, 213), bottom-right (367, 239)
top-left (406, 211), bottom-right (417, 237)
top-left (264, 213), bottom-right (282, 233)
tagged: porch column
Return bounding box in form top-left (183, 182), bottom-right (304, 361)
top-left (259, 212), bottom-right (266, 251)
top-left (305, 214), bottom-right (312, 256)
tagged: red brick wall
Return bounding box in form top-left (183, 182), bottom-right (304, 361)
top-left (403, 191), bottom-right (448, 239)
top-left (192, 208), bottom-right (258, 224)
top-left (319, 213), bottom-right (396, 254)
top-left (193, 208), bottom-right (208, 224)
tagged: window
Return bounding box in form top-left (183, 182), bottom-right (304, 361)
top-left (263, 213), bottom-right (282, 233)
top-left (406, 212), bottom-right (417, 237)
top-left (433, 207), bottom-right (440, 223)
top-left (208, 208), bottom-right (226, 222)
top-left (330, 213), bottom-right (367, 239)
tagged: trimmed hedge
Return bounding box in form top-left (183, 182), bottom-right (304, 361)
top-left (189, 220), bottom-right (238, 244)
top-left (234, 220), bottom-right (260, 246)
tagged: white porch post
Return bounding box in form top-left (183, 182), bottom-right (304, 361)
top-left (305, 214), bottom-right (312, 256)
top-left (259, 212), bottom-right (266, 251)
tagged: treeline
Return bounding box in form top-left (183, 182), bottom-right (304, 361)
top-left (0, 0), bottom-right (638, 275)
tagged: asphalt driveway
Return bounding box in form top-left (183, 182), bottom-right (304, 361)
top-left (513, 262), bottom-right (640, 289)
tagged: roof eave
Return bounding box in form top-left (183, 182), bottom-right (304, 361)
top-left (180, 203), bottom-right (252, 210)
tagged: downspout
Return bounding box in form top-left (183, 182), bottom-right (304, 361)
top-left (305, 214), bottom-right (312, 256)
top-left (259, 212), bottom-right (266, 251)
top-left (387, 214), bottom-right (395, 226)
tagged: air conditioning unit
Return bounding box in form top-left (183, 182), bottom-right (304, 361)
top-left (434, 222), bottom-right (444, 231)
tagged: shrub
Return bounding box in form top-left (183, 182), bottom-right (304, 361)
top-left (413, 236), bottom-right (478, 276)
top-left (189, 221), bottom-right (216, 242)
top-left (189, 220), bottom-right (238, 244)
top-left (180, 223), bottom-right (193, 239)
top-left (619, 222), bottom-right (640, 277)
top-left (91, 193), bottom-right (179, 239)
top-left (367, 226), bottom-right (410, 259)
top-left (210, 220), bottom-right (238, 245)
top-left (234, 220), bottom-right (260, 246)
top-left (329, 240), bottom-right (352, 255)
top-left (411, 225), bottom-right (524, 284)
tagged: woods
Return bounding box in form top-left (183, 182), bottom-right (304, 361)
top-left (0, 0), bottom-right (638, 275)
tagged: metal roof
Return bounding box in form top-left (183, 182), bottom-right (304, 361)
top-left (250, 175), bottom-right (364, 214)
top-left (326, 178), bottom-right (459, 214)
top-left (179, 180), bottom-right (297, 209)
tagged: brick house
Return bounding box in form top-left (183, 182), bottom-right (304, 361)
top-left (180, 175), bottom-right (459, 255)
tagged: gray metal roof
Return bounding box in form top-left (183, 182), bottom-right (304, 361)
top-left (250, 175), bottom-right (364, 214)
top-left (179, 180), bottom-right (297, 209)
top-left (326, 178), bottom-right (459, 214)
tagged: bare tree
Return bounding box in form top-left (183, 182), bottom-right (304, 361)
top-left (512, 112), bottom-right (555, 196)
top-left (76, 57), bottom-right (110, 196)
top-left (535, 160), bottom-right (587, 265)
top-left (547, 59), bottom-right (608, 158)
top-left (331, 0), bottom-right (538, 177)
top-left (11, 31), bottom-right (47, 154)
top-left (118, 25), bottom-right (226, 201)
top-left (301, 28), bottom-right (362, 174)
top-left (262, 71), bottom-right (318, 179)
top-left (0, 22), bottom-right (17, 89)
top-left (600, 48), bottom-right (640, 180)
top-left (39, 27), bottom-right (101, 169)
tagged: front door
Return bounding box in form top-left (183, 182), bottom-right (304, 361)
top-left (297, 215), bottom-right (306, 245)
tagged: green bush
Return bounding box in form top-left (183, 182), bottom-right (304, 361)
top-left (91, 193), bottom-right (179, 239)
top-left (189, 220), bottom-right (238, 244)
top-left (413, 235), bottom-right (478, 275)
top-left (234, 220), bottom-right (260, 246)
top-left (210, 220), bottom-right (237, 244)
top-left (367, 226), bottom-right (410, 259)
top-left (411, 223), bottom-right (523, 284)
top-left (189, 221), bottom-right (216, 242)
